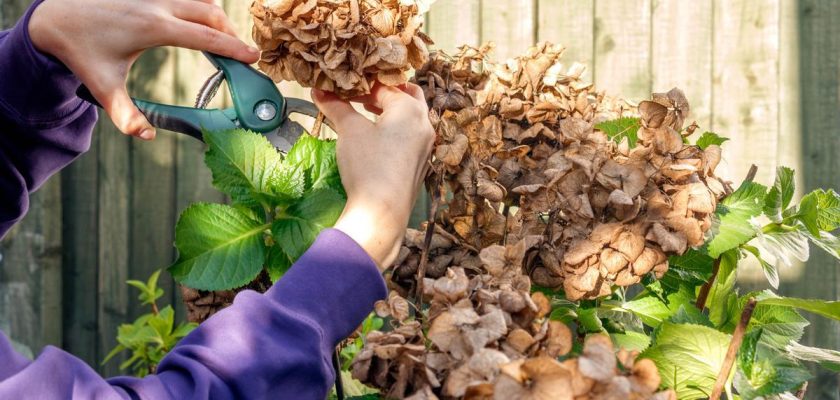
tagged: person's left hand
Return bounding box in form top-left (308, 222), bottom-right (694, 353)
top-left (28, 0), bottom-right (260, 140)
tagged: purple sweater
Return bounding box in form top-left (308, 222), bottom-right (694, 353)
top-left (0, 2), bottom-right (387, 399)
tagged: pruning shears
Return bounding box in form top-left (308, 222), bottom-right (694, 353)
top-left (77, 52), bottom-right (329, 152)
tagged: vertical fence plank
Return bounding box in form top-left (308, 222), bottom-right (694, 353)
top-left (97, 117), bottom-right (131, 376)
top-left (594, 0), bottom-right (652, 101)
top-left (651, 0), bottom-right (713, 129)
top-left (61, 137), bottom-right (99, 367)
top-left (537, 0), bottom-right (594, 74)
top-left (127, 49), bottom-right (177, 319)
top-left (786, 1), bottom-right (840, 398)
top-left (481, 0), bottom-right (537, 60)
top-left (711, 0), bottom-right (780, 185)
top-left (0, 0), bottom-right (64, 358)
top-left (427, 0), bottom-right (481, 53)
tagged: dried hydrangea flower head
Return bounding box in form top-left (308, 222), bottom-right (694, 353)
top-left (396, 43), bottom-right (727, 301)
top-left (251, 0), bottom-right (434, 98)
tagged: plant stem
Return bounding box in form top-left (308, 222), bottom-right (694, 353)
top-left (414, 179), bottom-right (443, 317)
top-left (151, 301), bottom-right (160, 316)
top-left (695, 258), bottom-right (721, 310)
top-left (710, 297), bottom-right (758, 400)
top-left (745, 164), bottom-right (758, 183)
top-left (796, 382), bottom-right (808, 399)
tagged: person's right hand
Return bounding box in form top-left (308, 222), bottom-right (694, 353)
top-left (313, 84), bottom-right (435, 271)
top-left (28, 0), bottom-right (259, 140)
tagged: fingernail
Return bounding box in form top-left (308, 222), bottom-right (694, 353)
top-left (139, 128), bottom-right (155, 140)
top-left (248, 46), bottom-right (260, 55)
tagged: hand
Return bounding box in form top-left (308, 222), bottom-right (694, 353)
top-left (313, 84), bottom-right (435, 271)
top-left (28, 0), bottom-right (259, 140)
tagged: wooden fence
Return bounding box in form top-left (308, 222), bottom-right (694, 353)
top-left (0, 0), bottom-right (838, 396)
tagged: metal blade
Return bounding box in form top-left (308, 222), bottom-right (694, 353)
top-left (265, 121), bottom-right (308, 153)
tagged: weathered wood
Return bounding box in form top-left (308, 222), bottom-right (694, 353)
top-left (427, 0), bottom-right (481, 53)
top-left (651, 0), bottom-right (713, 129)
top-left (594, 0), bottom-right (652, 101)
top-left (127, 48), bottom-right (177, 319)
top-left (537, 0), bottom-right (594, 74)
top-left (712, 0), bottom-right (780, 185)
top-left (784, 1), bottom-right (840, 398)
top-left (96, 116), bottom-right (131, 377)
top-left (481, 0), bottom-right (537, 60)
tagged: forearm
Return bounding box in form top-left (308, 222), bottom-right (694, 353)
top-left (0, 0), bottom-right (97, 238)
top-left (0, 229), bottom-right (387, 399)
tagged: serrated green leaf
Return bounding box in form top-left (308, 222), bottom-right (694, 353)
top-left (758, 294), bottom-right (840, 323)
top-left (764, 167), bottom-right (795, 222)
top-left (610, 331), bottom-right (651, 352)
top-left (795, 189), bottom-right (840, 235)
top-left (807, 229), bottom-right (840, 260)
top-left (755, 228), bottom-right (810, 269)
top-left (265, 245), bottom-right (293, 282)
top-left (734, 345), bottom-right (811, 399)
top-left (284, 134), bottom-right (343, 193)
top-left (738, 296), bottom-right (809, 348)
top-left (738, 328), bottom-right (763, 380)
top-left (623, 284), bottom-right (696, 328)
top-left (662, 249), bottom-right (715, 292)
top-left (641, 322), bottom-right (732, 400)
top-left (707, 182), bottom-right (767, 258)
top-left (695, 132), bottom-right (730, 150)
top-left (707, 249), bottom-right (740, 327)
top-left (204, 129), bottom-right (289, 207)
top-left (272, 188), bottom-right (345, 260)
top-left (668, 305), bottom-right (713, 327)
top-left (169, 203), bottom-right (269, 290)
top-left (577, 307), bottom-right (605, 333)
top-left (786, 342), bottom-right (840, 372)
top-left (595, 117), bottom-right (641, 147)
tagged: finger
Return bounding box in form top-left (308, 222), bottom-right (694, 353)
top-left (399, 83), bottom-right (426, 104)
top-left (359, 83), bottom-right (416, 112)
top-left (312, 89), bottom-right (370, 132)
top-left (171, 0), bottom-right (239, 38)
top-left (90, 79), bottom-right (155, 139)
top-left (162, 19), bottom-right (259, 64)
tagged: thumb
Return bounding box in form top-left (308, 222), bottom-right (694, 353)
top-left (311, 89), bottom-right (368, 133)
top-left (94, 80), bottom-right (156, 140)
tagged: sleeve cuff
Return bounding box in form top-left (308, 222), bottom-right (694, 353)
top-left (266, 229), bottom-right (388, 346)
top-left (0, 0), bottom-right (89, 128)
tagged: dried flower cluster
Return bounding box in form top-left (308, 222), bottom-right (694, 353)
top-left (353, 266), bottom-right (675, 399)
top-left (251, 0), bottom-right (433, 98)
top-left (394, 43), bottom-right (728, 300)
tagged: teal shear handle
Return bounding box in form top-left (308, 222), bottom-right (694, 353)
top-left (77, 52), bottom-right (289, 141)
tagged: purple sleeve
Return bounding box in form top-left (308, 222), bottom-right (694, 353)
top-left (0, 229), bottom-right (388, 399)
top-left (1, 2), bottom-right (389, 398)
top-left (0, 0), bottom-right (97, 239)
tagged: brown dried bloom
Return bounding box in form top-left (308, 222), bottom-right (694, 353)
top-left (251, 0), bottom-right (434, 98)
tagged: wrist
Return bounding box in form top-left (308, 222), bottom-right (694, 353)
top-left (333, 202), bottom-right (408, 271)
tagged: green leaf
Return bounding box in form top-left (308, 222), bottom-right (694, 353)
top-left (341, 371), bottom-right (380, 396)
top-left (204, 129), bottom-right (287, 207)
top-left (707, 182), bottom-right (767, 258)
top-left (623, 284), bottom-right (696, 329)
top-left (734, 346), bottom-right (811, 399)
top-left (641, 322), bottom-right (732, 400)
top-left (595, 117), bottom-right (641, 147)
top-left (272, 188), bottom-right (345, 260)
top-left (265, 245), bottom-right (293, 282)
top-left (758, 295), bottom-right (840, 323)
top-left (807, 229), bottom-right (840, 260)
top-left (610, 331), bottom-right (651, 352)
top-left (695, 132), bottom-right (730, 150)
top-left (755, 228), bottom-right (810, 269)
top-left (169, 203), bottom-right (269, 290)
top-left (284, 134), bottom-right (343, 193)
top-left (786, 342), bottom-right (840, 372)
top-left (662, 249), bottom-right (715, 292)
top-left (742, 297), bottom-right (809, 348)
top-left (707, 249), bottom-right (740, 327)
top-left (795, 189), bottom-right (840, 235)
top-left (742, 245), bottom-right (779, 289)
top-left (764, 167), bottom-right (795, 222)
top-left (738, 328), bottom-right (763, 380)
top-left (577, 307), bottom-right (605, 333)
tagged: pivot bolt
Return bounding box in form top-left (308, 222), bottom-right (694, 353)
top-left (255, 101), bottom-right (277, 121)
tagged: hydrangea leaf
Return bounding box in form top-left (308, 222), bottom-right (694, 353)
top-left (203, 129), bottom-right (296, 207)
top-left (734, 345), bottom-right (811, 399)
top-left (764, 166), bottom-right (795, 222)
top-left (640, 322), bottom-right (731, 400)
top-left (795, 189), bottom-right (840, 236)
top-left (706, 181), bottom-right (767, 258)
top-left (595, 117), bottom-right (640, 147)
top-left (169, 203), bottom-right (269, 290)
top-left (284, 134), bottom-right (343, 194)
top-left (786, 342), bottom-right (840, 372)
top-left (695, 131), bottom-right (730, 150)
top-left (272, 188), bottom-right (346, 260)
